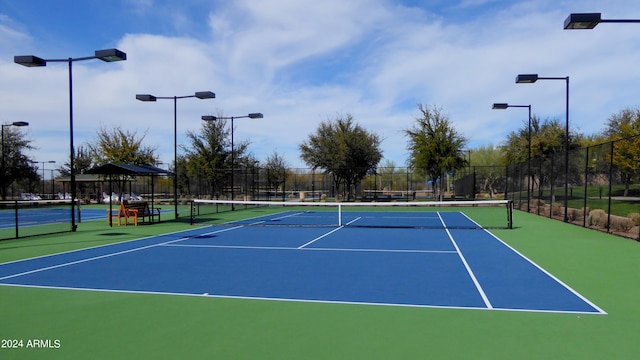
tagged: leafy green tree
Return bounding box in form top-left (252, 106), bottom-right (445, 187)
top-left (88, 126), bottom-right (157, 165)
top-left (503, 116), bottom-right (583, 195)
top-left (603, 108), bottom-right (640, 196)
top-left (263, 150), bottom-right (289, 197)
top-left (1, 124), bottom-right (37, 200)
top-left (405, 104), bottom-right (467, 201)
top-left (57, 145), bottom-right (94, 177)
top-left (81, 125), bottom-right (158, 195)
top-left (184, 115), bottom-right (250, 197)
top-left (468, 145), bottom-right (505, 197)
top-left (56, 146), bottom-right (97, 198)
top-left (299, 114), bottom-right (383, 200)
top-left (175, 155), bottom-right (191, 195)
top-left (503, 116), bottom-right (569, 162)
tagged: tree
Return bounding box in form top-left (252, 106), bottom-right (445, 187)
top-left (603, 108), bottom-right (640, 197)
top-left (299, 114), bottom-right (383, 200)
top-left (502, 116), bottom-right (582, 163)
top-left (503, 116), bottom-right (583, 197)
top-left (183, 115), bottom-right (250, 197)
top-left (56, 145), bottom-right (97, 199)
top-left (57, 145), bottom-right (94, 177)
top-left (263, 150), bottom-right (289, 197)
top-left (405, 104), bottom-right (467, 201)
top-left (82, 125), bottom-right (158, 195)
top-left (468, 145), bottom-right (505, 198)
top-left (88, 126), bottom-right (157, 165)
top-left (1, 124), bottom-right (37, 200)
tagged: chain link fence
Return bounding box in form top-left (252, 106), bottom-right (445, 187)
top-left (505, 135), bottom-right (639, 241)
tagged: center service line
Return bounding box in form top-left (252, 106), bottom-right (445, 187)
top-left (437, 212), bottom-right (494, 310)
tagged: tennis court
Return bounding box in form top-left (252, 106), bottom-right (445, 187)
top-left (0, 201), bottom-right (109, 239)
top-left (0, 202), bottom-right (604, 314)
top-left (3, 204), bottom-right (640, 359)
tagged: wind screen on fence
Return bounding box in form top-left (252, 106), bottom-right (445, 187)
top-left (0, 200), bottom-right (74, 240)
top-left (190, 199), bottom-right (513, 230)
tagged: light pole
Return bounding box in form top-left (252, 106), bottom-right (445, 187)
top-left (15, 49), bottom-right (127, 231)
top-left (1, 121), bottom-right (29, 200)
top-left (50, 169), bottom-right (55, 199)
top-left (493, 103), bottom-right (532, 212)
top-left (516, 74), bottom-right (570, 222)
top-left (136, 91), bottom-right (215, 219)
top-left (201, 113), bottom-right (264, 208)
top-left (564, 13), bottom-right (640, 29)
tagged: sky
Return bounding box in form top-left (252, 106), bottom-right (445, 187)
top-left (1, 0), bottom-right (640, 179)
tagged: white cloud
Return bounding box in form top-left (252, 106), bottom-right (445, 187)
top-left (3, 0), bottom-right (640, 173)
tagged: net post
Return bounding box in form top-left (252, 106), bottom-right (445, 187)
top-left (14, 200), bottom-right (19, 238)
top-left (189, 200), bottom-right (194, 225)
top-left (338, 203), bottom-right (342, 226)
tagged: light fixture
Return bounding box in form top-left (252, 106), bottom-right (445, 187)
top-left (202, 113), bottom-right (264, 209)
top-left (564, 13), bottom-right (640, 30)
top-left (136, 91), bottom-right (216, 219)
top-left (15, 48), bottom-right (127, 231)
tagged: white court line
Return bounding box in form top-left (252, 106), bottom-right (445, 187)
top-left (0, 226), bottom-right (244, 282)
top-left (162, 243), bottom-right (458, 254)
top-left (438, 212), bottom-right (493, 310)
top-left (457, 212), bottom-right (607, 315)
top-left (0, 282), bottom-right (605, 315)
top-left (297, 226), bottom-right (346, 249)
top-left (226, 210), bottom-right (302, 225)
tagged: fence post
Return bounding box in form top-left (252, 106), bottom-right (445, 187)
top-left (583, 145), bottom-right (590, 227)
top-left (606, 142), bottom-right (614, 233)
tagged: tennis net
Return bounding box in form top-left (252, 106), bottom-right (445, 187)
top-left (0, 200), bottom-right (77, 239)
top-left (190, 199), bottom-right (513, 230)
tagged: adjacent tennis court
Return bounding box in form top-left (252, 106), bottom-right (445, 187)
top-left (0, 203), bottom-right (604, 314)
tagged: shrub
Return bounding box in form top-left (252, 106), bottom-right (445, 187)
top-left (567, 207), bottom-right (588, 222)
top-left (551, 203), bottom-right (563, 216)
top-left (610, 215), bottom-right (634, 232)
top-left (588, 209), bottom-right (607, 227)
top-left (531, 199), bottom-right (545, 207)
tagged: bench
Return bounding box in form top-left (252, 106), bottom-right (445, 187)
top-left (107, 201), bottom-right (161, 226)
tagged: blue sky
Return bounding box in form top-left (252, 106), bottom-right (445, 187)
top-left (2, 0), bottom-right (640, 176)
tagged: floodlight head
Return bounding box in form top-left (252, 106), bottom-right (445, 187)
top-left (12, 121), bottom-right (29, 127)
top-left (14, 55), bottom-right (47, 67)
top-left (201, 115), bottom-right (217, 121)
top-left (564, 13), bottom-right (601, 29)
top-left (195, 91), bottom-right (215, 99)
top-left (516, 74), bottom-right (539, 83)
top-left (95, 49), bottom-right (127, 62)
top-left (136, 94), bottom-right (157, 102)
top-left (492, 103), bottom-right (509, 110)
top-left (248, 113), bottom-right (264, 119)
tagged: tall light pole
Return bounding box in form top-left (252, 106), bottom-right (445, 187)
top-left (1, 121), bottom-right (29, 200)
top-left (516, 74), bottom-right (570, 222)
top-left (15, 49), bottom-right (127, 231)
top-left (201, 113), bottom-right (264, 208)
top-left (564, 13), bottom-right (640, 29)
top-left (136, 91), bottom-right (215, 219)
top-left (493, 103), bottom-right (532, 212)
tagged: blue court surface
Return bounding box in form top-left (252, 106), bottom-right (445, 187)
top-left (0, 206), bottom-right (108, 229)
top-left (0, 211), bottom-right (605, 314)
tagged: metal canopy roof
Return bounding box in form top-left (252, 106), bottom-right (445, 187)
top-left (85, 163), bottom-right (172, 175)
